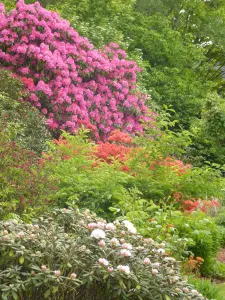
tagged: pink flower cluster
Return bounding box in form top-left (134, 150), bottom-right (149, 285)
top-left (0, 0), bottom-right (151, 140)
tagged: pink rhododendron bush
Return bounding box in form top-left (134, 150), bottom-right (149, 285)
top-left (0, 208), bottom-right (204, 300)
top-left (0, 0), bottom-right (151, 140)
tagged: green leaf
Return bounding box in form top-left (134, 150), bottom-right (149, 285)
top-left (108, 207), bottom-right (120, 213)
top-left (44, 289), bottom-right (51, 299)
top-left (52, 286), bottom-right (59, 294)
top-left (19, 256), bottom-right (24, 264)
top-left (12, 291), bottom-right (18, 300)
top-left (136, 285), bottom-right (141, 290)
top-left (9, 250), bottom-right (14, 257)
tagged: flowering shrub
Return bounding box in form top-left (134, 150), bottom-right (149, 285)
top-left (94, 142), bottom-right (131, 163)
top-left (93, 130), bottom-right (134, 163)
top-left (0, 131), bottom-right (56, 220)
top-left (0, 0), bottom-right (151, 139)
top-left (0, 208), bottom-right (205, 299)
top-left (45, 130), bottom-right (225, 218)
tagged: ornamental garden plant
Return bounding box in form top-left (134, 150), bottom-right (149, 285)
top-left (46, 129), bottom-right (224, 215)
top-left (43, 129), bottom-right (225, 279)
top-left (0, 0), bottom-right (153, 140)
top-left (0, 208), bottom-right (205, 300)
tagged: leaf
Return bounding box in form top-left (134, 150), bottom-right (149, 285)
top-left (108, 207), bottom-right (120, 213)
top-left (165, 295), bottom-right (171, 300)
top-left (52, 286), bottom-right (59, 294)
top-left (136, 285), bottom-right (141, 290)
top-left (19, 256), bottom-right (24, 264)
top-left (44, 289), bottom-right (51, 299)
top-left (12, 291), bottom-right (18, 300)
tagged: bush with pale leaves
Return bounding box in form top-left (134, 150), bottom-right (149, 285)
top-left (0, 208), bottom-right (205, 299)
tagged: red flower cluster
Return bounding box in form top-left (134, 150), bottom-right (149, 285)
top-left (107, 129), bottom-right (133, 144)
top-left (94, 143), bottom-right (131, 163)
top-left (182, 199), bottom-right (220, 213)
top-left (120, 165), bottom-right (131, 172)
top-left (151, 157), bottom-right (191, 176)
top-left (93, 130), bottom-right (134, 163)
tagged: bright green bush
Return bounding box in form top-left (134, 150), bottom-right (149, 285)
top-left (0, 208), bottom-right (205, 299)
top-left (0, 70), bottom-right (51, 154)
top-left (120, 207), bottom-right (222, 276)
top-left (45, 130), bottom-right (225, 216)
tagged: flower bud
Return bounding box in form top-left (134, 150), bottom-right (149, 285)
top-left (41, 265), bottom-right (47, 272)
top-left (54, 270), bottom-right (61, 277)
top-left (17, 231), bottom-right (25, 239)
top-left (70, 273), bottom-right (77, 279)
top-left (107, 267), bottom-right (113, 273)
top-left (98, 240), bottom-right (106, 248)
top-left (143, 258), bottom-right (150, 265)
top-left (152, 269), bottom-right (158, 275)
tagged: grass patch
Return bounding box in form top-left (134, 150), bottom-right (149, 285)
top-left (188, 276), bottom-right (225, 300)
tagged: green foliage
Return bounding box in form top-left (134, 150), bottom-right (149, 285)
top-left (133, 0), bottom-right (225, 164)
top-left (188, 275), bottom-right (223, 300)
top-left (115, 200), bottom-right (223, 276)
top-left (177, 212), bottom-right (222, 276)
top-left (45, 129), bottom-right (225, 219)
top-left (0, 70), bottom-right (51, 154)
top-left (42, 129), bottom-right (224, 277)
top-left (0, 208), bottom-right (204, 299)
top-left (210, 262), bottom-right (225, 280)
top-left (215, 207), bottom-right (225, 247)
top-left (188, 93), bottom-right (225, 165)
top-left (0, 0), bottom-right (16, 10)
top-left (0, 131), bottom-right (55, 221)
top-left (47, 0), bottom-right (133, 49)
top-left (44, 131), bottom-right (130, 218)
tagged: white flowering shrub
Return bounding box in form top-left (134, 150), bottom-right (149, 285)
top-left (0, 209), bottom-right (205, 300)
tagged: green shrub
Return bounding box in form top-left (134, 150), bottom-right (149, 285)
top-left (121, 208), bottom-right (222, 276)
top-left (0, 208), bottom-right (205, 299)
top-left (44, 130), bottom-right (132, 217)
top-left (0, 69), bottom-right (51, 154)
top-left (46, 130), bottom-right (225, 216)
top-left (113, 198), bottom-right (222, 276)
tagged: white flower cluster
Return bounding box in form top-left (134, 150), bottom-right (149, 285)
top-left (91, 229), bottom-right (105, 239)
top-left (123, 220), bottom-right (137, 234)
top-left (117, 265), bottom-right (130, 274)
